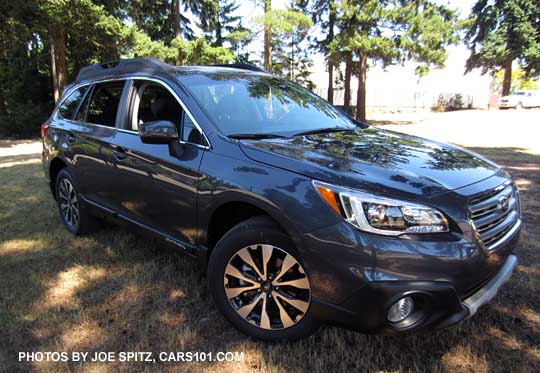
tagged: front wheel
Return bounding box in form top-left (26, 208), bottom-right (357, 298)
top-left (208, 216), bottom-right (319, 341)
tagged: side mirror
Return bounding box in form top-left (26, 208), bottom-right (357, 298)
top-left (139, 120), bottom-right (179, 144)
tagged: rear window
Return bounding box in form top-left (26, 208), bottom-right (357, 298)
top-left (78, 81), bottom-right (125, 127)
top-left (58, 86), bottom-right (88, 120)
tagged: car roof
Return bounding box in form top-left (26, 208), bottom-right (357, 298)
top-left (75, 58), bottom-right (268, 84)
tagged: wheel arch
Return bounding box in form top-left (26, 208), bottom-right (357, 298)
top-left (49, 157), bottom-right (68, 198)
top-left (203, 197), bottom-right (303, 262)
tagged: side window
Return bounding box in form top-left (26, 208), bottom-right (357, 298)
top-left (79, 81), bottom-right (125, 127)
top-left (134, 83), bottom-right (182, 130)
top-left (182, 112), bottom-right (203, 144)
top-left (132, 81), bottom-right (205, 146)
top-left (58, 86), bottom-right (88, 120)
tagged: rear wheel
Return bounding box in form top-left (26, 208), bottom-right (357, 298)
top-left (55, 168), bottom-right (99, 235)
top-left (208, 216), bottom-right (318, 341)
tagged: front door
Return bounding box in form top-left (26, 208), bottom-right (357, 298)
top-left (105, 79), bottom-right (207, 247)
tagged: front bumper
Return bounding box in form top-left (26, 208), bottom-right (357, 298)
top-left (311, 254), bottom-right (518, 333)
top-left (462, 254), bottom-right (517, 318)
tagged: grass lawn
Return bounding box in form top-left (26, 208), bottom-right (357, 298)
top-left (1, 117), bottom-right (539, 372)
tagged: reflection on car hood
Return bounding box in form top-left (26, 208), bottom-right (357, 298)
top-left (240, 127), bottom-right (500, 199)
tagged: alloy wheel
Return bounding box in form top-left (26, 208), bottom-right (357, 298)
top-left (58, 178), bottom-right (79, 228)
top-left (224, 244), bottom-right (311, 330)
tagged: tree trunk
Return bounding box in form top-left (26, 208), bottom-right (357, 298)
top-left (327, 3), bottom-right (336, 104)
top-left (355, 53), bottom-right (367, 122)
top-left (0, 91), bottom-right (5, 115)
top-left (327, 63), bottom-right (334, 103)
top-left (50, 26), bottom-right (67, 103)
top-left (343, 51), bottom-right (352, 114)
top-left (172, 0), bottom-right (181, 39)
top-left (264, 0), bottom-right (272, 71)
top-left (215, 2), bottom-right (223, 47)
top-left (502, 58), bottom-right (512, 96)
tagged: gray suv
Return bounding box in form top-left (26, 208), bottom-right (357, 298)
top-left (41, 58), bottom-right (521, 341)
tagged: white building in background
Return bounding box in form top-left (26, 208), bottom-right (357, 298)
top-left (311, 46), bottom-right (494, 109)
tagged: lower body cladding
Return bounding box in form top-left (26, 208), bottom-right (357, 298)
top-left (301, 221), bottom-right (521, 334)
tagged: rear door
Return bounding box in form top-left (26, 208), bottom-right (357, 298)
top-left (104, 78), bottom-right (208, 247)
top-left (70, 80), bottom-right (128, 208)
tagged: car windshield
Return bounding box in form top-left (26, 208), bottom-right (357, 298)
top-left (179, 72), bottom-right (359, 137)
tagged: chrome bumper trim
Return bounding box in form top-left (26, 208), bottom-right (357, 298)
top-left (463, 255), bottom-right (517, 318)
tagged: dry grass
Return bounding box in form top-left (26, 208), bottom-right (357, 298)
top-left (1, 113), bottom-right (539, 372)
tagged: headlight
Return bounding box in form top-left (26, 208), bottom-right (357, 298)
top-left (313, 180), bottom-right (449, 236)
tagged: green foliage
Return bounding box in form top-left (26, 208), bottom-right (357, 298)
top-left (125, 26), bottom-right (178, 63)
top-left (466, 0), bottom-right (540, 76)
top-left (125, 0), bottom-right (198, 42)
top-left (273, 1), bottom-right (315, 88)
top-left (228, 27), bottom-right (255, 63)
top-left (252, 8), bottom-right (312, 36)
top-left (252, 5), bottom-right (313, 82)
top-left (493, 67), bottom-right (540, 93)
top-left (180, 37), bottom-right (235, 65)
top-left (329, 0), bottom-right (459, 74)
top-left (432, 93), bottom-right (471, 112)
top-left (198, 0), bottom-right (244, 47)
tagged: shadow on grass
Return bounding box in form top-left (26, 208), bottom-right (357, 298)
top-left (1, 148), bottom-right (539, 372)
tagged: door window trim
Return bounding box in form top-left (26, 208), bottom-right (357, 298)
top-left (58, 76), bottom-right (211, 149)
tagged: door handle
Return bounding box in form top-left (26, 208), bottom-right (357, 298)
top-left (112, 146), bottom-right (128, 161)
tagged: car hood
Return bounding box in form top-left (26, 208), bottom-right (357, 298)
top-left (239, 127), bottom-right (500, 200)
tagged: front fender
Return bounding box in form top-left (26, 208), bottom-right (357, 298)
top-left (197, 151), bottom-right (342, 254)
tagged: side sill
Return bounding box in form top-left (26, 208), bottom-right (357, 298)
top-left (81, 195), bottom-right (200, 258)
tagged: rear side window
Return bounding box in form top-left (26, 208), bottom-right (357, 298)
top-left (78, 81), bottom-right (125, 127)
top-left (58, 86), bottom-right (88, 120)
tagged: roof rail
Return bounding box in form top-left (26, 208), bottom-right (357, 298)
top-left (212, 63), bottom-right (265, 72)
top-left (76, 58), bottom-right (171, 82)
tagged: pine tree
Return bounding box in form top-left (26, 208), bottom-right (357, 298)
top-left (311, 0), bottom-right (338, 102)
top-left (198, 0), bottom-right (245, 47)
top-left (281, 0), bottom-right (315, 88)
top-left (228, 23), bottom-right (254, 63)
top-left (127, 0), bottom-right (200, 43)
top-left (329, 0), bottom-right (459, 121)
top-left (466, 0), bottom-right (540, 96)
top-left (253, 1), bottom-right (312, 72)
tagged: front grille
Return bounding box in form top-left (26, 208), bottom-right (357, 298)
top-left (469, 182), bottom-right (520, 252)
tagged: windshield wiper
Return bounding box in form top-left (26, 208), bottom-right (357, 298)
top-left (293, 127), bottom-right (356, 137)
top-left (228, 133), bottom-right (288, 140)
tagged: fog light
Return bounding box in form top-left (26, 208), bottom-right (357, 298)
top-left (387, 296), bottom-right (414, 323)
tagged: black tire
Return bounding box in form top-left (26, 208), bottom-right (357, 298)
top-left (55, 168), bottom-right (99, 235)
top-left (208, 216), bottom-right (319, 341)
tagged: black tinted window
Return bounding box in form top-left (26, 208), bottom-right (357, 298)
top-left (135, 83), bottom-right (182, 129)
top-left (133, 81), bottom-right (205, 145)
top-left (58, 87), bottom-right (88, 119)
top-left (82, 81), bottom-right (125, 127)
top-left (182, 112), bottom-right (203, 144)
